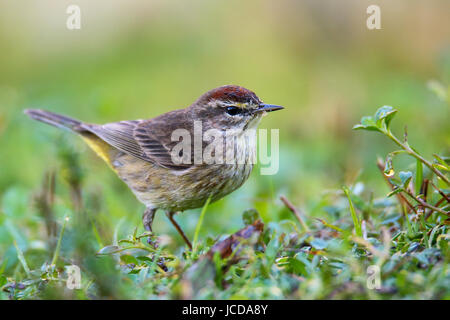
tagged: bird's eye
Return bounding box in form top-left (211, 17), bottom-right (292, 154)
top-left (225, 106), bottom-right (242, 116)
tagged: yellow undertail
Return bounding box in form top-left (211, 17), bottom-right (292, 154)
top-left (80, 133), bottom-right (115, 168)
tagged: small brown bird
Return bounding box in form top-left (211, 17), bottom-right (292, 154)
top-left (25, 85), bottom-right (283, 248)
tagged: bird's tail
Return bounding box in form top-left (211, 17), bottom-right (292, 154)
top-left (24, 109), bottom-right (84, 132)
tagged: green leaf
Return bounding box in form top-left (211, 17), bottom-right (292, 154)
top-left (433, 154), bottom-right (450, 171)
top-left (0, 275), bottom-right (6, 288)
top-left (399, 171), bottom-right (413, 189)
top-left (292, 253), bottom-right (313, 275)
top-left (265, 232), bottom-right (280, 263)
top-left (242, 209), bottom-right (260, 226)
top-left (310, 238), bottom-right (328, 250)
top-left (288, 256), bottom-right (308, 275)
top-left (387, 187), bottom-right (403, 197)
top-left (13, 241), bottom-right (31, 278)
top-left (120, 254), bottom-right (138, 265)
top-left (433, 163), bottom-right (450, 172)
top-left (374, 106), bottom-right (397, 129)
top-left (128, 268), bottom-right (141, 274)
top-left (136, 256), bottom-right (152, 264)
top-left (352, 116), bottom-right (380, 132)
top-left (263, 230), bottom-right (281, 275)
top-left (342, 186), bottom-right (362, 237)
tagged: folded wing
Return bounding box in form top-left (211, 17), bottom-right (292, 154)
top-left (84, 110), bottom-right (193, 170)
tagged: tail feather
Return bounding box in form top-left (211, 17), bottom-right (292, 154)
top-left (24, 109), bottom-right (84, 132)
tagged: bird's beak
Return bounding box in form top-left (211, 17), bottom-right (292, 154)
top-left (254, 104), bottom-right (284, 113)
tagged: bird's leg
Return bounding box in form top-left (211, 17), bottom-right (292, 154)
top-left (142, 207), bottom-right (156, 231)
top-left (142, 207), bottom-right (158, 246)
top-left (165, 211), bottom-right (192, 250)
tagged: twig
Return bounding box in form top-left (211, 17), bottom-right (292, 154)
top-left (280, 196), bottom-right (310, 232)
top-left (420, 179), bottom-right (429, 200)
top-left (430, 181), bottom-right (450, 203)
top-left (424, 181), bottom-right (449, 220)
top-left (425, 198), bottom-right (447, 220)
top-left (387, 132), bottom-right (449, 185)
top-left (403, 189), bottom-right (449, 217)
top-left (417, 179), bottom-right (429, 216)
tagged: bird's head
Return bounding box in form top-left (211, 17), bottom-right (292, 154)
top-left (189, 85), bottom-right (283, 132)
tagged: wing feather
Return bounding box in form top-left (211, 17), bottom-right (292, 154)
top-left (133, 110), bottom-right (193, 170)
top-left (84, 120), bottom-right (152, 163)
top-left (82, 110), bottom-right (194, 170)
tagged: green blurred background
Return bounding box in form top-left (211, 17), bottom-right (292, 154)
top-left (0, 0), bottom-right (449, 260)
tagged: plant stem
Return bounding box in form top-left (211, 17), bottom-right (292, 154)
top-left (430, 181), bottom-right (450, 203)
top-left (403, 189), bottom-right (449, 216)
top-left (280, 195), bottom-right (310, 232)
top-left (387, 131), bottom-right (449, 185)
top-left (98, 244), bottom-right (157, 255)
top-left (192, 195), bottom-right (212, 254)
top-left (51, 216), bottom-right (69, 266)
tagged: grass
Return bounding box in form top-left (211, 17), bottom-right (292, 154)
top-left (343, 186), bottom-right (363, 237)
top-left (192, 196), bottom-right (212, 255)
top-left (0, 104), bottom-right (448, 300)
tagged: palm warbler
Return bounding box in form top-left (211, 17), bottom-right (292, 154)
top-left (25, 85), bottom-right (283, 248)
